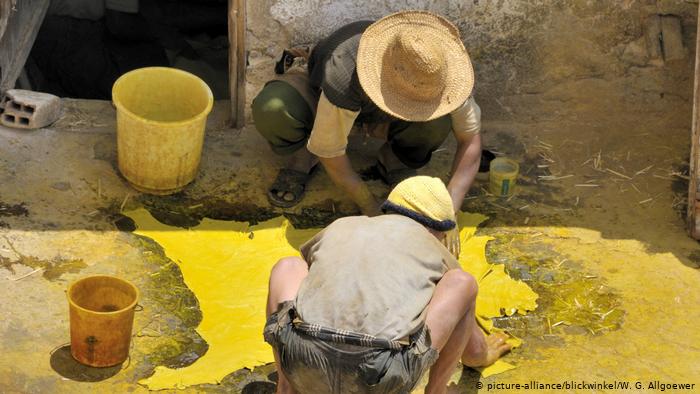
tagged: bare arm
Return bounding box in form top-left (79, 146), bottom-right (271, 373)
top-left (320, 154), bottom-right (381, 216)
top-left (447, 133), bottom-right (482, 213)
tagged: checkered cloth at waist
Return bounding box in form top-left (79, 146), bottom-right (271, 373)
top-left (291, 313), bottom-right (428, 351)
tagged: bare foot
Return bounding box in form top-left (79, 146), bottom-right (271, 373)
top-left (461, 332), bottom-right (512, 368)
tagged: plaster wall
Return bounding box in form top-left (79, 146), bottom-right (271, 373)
top-left (244, 0), bottom-right (698, 124)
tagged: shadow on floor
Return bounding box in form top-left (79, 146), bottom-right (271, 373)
top-left (448, 367), bottom-right (481, 394)
top-left (50, 344), bottom-right (123, 382)
top-left (241, 381), bottom-right (276, 393)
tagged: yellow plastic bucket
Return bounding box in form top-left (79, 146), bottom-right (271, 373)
top-left (489, 157), bottom-right (519, 197)
top-left (112, 67), bottom-right (213, 195)
top-left (67, 275), bottom-right (139, 367)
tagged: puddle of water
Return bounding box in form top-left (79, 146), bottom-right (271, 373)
top-left (137, 238), bottom-right (208, 370)
top-left (485, 231), bottom-right (625, 338)
top-left (133, 193), bottom-right (348, 230)
top-left (0, 252), bottom-right (87, 281)
top-left (135, 194), bottom-right (278, 229)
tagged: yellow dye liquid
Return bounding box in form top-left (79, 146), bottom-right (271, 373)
top-left (126, 209), bottom-right (538, 389)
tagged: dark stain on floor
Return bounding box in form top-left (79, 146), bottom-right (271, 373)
top-left (0, 201), bottom-right (29, 217)
top-left (671, 162), bottom-right (689, 220)
top-left (687, 250), bottom-right (700, 269)
top-left (135, 237), bottom-right (209, 372)
top-left (0, 236), bottom-right (87, 281)
top-left (137, 193), bottom-right (278, 228)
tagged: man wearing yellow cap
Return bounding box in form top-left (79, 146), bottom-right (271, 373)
top-left (264, 176), bottom-right (511, 394)
top-left (252, 11), bottom-right (483, 219)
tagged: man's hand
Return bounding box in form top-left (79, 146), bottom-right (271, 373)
top-left (319, 154), bottom-right (381, 216)
top-left (444, 227), bottom-right (461, 259)
top-left (354, 185), bottom-right (382, 216)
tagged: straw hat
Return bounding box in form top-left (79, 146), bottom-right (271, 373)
top-left (381, 176), bottom-right (456, 231)
top-left (357, 11), bottom-right (474, 122)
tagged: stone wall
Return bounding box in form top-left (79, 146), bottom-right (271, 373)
top-left (244, 0), bottom-right (698, 123)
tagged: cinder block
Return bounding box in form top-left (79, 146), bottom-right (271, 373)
top-left (0, 89), bottom-right (61, 129)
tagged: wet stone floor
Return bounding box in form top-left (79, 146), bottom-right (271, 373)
top-left (0, 99), bottom-right (699, 393)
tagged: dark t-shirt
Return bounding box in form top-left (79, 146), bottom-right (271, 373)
top-left (308, 21), bottom-right (398, 124)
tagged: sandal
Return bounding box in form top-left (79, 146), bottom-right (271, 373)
top-left (376, 161), bottom-right (417, 186)
top-left (267, 166), bottom-right (317, 208)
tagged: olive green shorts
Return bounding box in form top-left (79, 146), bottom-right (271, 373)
top-left (251, 80), bottom-right (452, 168)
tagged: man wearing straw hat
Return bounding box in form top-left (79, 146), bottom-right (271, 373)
top-left (264, 176), bottom-right (511, 394)
top-left (252, 11), bottom-right (483, 219)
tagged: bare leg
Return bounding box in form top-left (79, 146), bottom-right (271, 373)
top-left (423, 270), bottom-right (475, 394)
top-left (266, 257), bottom-right (309, 394)
top-left (423, 270), bottom-right (511, 394)
top-left (287, 147), bottom-right (318, 173)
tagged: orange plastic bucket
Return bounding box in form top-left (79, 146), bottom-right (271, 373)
top-left (67, 275), bottom-right (139, 367)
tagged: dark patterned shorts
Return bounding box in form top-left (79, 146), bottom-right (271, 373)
top-left (264, 301), bottom-right (438, 394)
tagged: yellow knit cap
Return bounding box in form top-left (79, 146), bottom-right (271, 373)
top-left (382, 176), bottom-right (456, 231)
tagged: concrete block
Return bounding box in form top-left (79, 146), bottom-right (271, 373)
top-left (0, 89), bottom-right (61, 129)
top-left (660, 15), bottom-right (685, 61)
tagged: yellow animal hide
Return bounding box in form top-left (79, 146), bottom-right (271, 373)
top-left (126, 209), bottom-right (537, 389)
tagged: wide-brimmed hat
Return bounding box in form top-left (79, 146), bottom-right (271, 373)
top-left (357, 11), bottom-right (474, 122)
